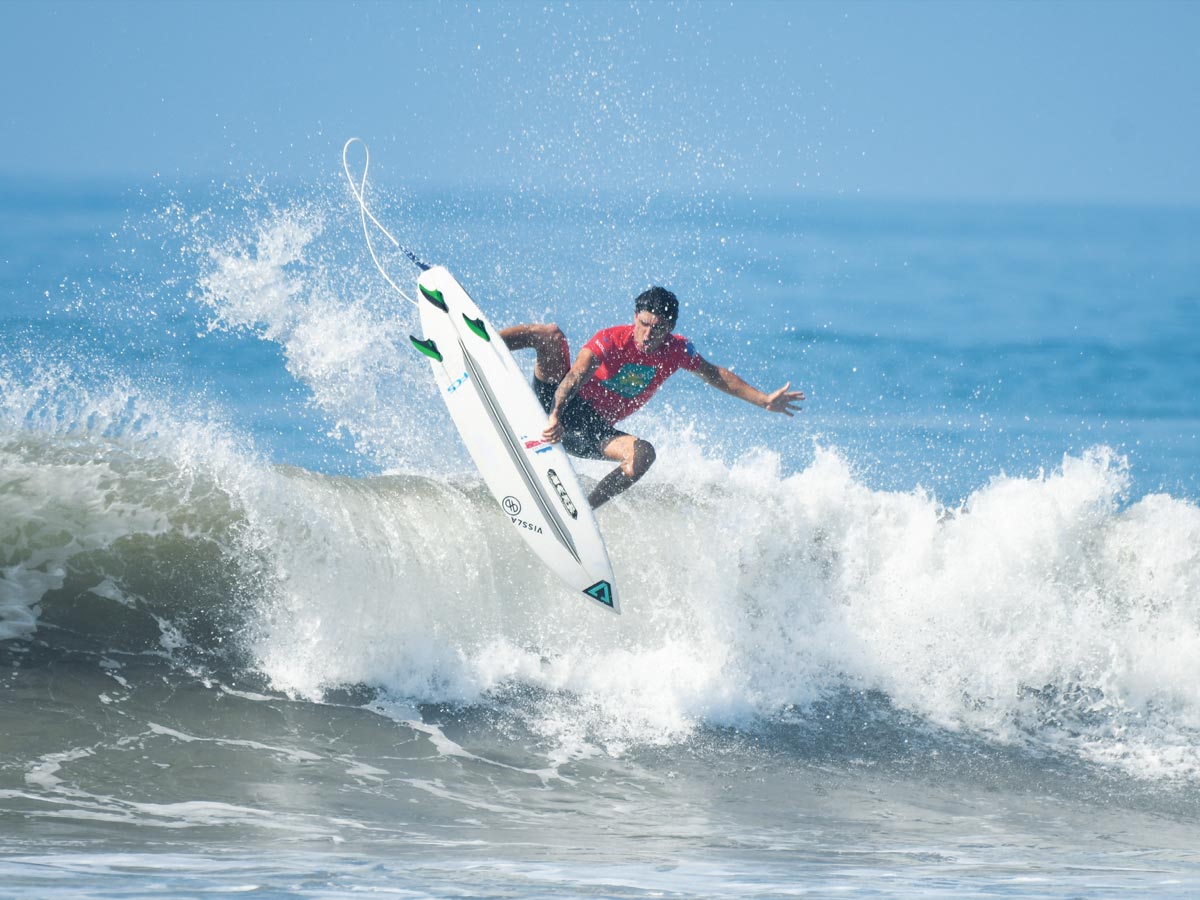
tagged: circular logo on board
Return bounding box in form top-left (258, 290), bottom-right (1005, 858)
top-left (502, 496), bottom-right (522, 516)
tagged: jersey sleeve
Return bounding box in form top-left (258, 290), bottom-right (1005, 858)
top-left (584, 327), bottom-right (615, 361)
top-left (677, 337), bottom-right (703, 372)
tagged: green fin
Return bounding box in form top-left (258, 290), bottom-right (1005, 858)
top-left (419, 284), bottom-right (448, 312)
top-left (463, 314), bottom-right (489, 341)
top-left (409, 335), bottom-right (443, 362)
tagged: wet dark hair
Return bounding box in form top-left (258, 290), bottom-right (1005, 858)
top-left (633, 286), bottom-right (679, 325)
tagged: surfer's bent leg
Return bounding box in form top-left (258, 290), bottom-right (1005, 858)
top-left (588, 434), bottom-right (656, 509)
top-left (499, 323), bottom-right (570, 384)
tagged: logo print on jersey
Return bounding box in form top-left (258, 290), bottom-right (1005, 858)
top-left (599, 363), bottom-right (657, 398)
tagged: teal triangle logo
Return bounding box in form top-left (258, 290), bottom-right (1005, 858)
top-left (584, 581), bottom-right (613, 607)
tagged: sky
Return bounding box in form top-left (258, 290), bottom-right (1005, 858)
top-left (1, 0), bottom-right (1197, 206)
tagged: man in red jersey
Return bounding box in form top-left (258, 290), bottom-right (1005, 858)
top-left (500, 287), bottom-right (804, 509)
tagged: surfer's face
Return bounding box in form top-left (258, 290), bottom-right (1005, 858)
top-left (633, 311), bottom-right (673, 352)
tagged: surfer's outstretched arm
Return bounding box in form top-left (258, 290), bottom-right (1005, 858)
top-left (692, 357), bottom-right (805, 416)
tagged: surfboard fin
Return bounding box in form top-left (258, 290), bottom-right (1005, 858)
top-left (463, 315), bottom-right (489, 341)
top-left (418, 284), bottom-right (448, 312)
top-left (409, 335), bottom-right (443, 362)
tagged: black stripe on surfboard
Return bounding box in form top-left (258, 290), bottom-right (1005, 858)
top-left (457, 339), bottom-right (582, 565)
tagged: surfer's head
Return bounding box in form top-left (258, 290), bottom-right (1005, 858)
top-left (634, 286), bottom-right (679, 327)
top-left (633, 287), bottom-right (678, 352)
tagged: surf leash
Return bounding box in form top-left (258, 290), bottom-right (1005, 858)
top-left (342, 137), bottom-right (429, 307)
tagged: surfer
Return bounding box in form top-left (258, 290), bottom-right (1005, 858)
top-left (500, 287), bottom-right (804, 509)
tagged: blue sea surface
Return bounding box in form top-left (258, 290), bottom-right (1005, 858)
top-left (2, 172), bottom-right (1200, 897)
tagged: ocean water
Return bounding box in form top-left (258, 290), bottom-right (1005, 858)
top-left (2, 170), bottom-right (1199, 898)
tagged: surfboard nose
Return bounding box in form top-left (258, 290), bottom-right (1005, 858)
top-left (584, 580), bottom-right (615, 609)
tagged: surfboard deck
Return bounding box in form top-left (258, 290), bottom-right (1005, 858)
top-left (411, 266), bottom-right (618, 613)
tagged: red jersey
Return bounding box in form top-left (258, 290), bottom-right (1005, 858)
top-left (578, 325), bottom-right (703, 424)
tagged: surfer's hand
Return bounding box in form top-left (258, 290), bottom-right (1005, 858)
top-left (765, 382), bottom-right (805, 416)
top-left (543, 412), bottom-right (564, 443)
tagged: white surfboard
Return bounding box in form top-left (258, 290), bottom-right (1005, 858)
top-left (410, 266), bottom-right (618, 613)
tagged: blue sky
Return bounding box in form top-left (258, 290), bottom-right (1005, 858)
top-left (2, 0), bottom-right (1197, 205)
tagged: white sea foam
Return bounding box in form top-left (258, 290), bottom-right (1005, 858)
top-left (145, 722), bottom-right (323, 764)
top-left (234, 424), bottom-right (1200, 778)
top-left (25, 748), bottom-right (95, 790)
top-left (196, 205), bottom-right (444, 471)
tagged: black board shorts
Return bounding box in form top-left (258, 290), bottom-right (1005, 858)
top-left (533, 377), bottom-right (626, 460)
